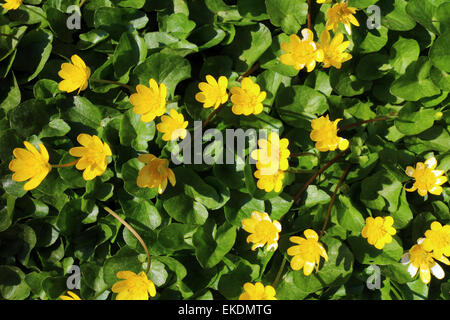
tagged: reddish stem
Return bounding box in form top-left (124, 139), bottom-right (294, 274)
top-left (293, 151), bottom-right (346, 205)
top-left (307, 0), bottom-right (312, 30)
top-left (319, 164), bottom-right (352, 237)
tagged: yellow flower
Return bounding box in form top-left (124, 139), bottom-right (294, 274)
top-left (136, 154), bottom-right (176, 194)
top-left (230, 77), bottom-right (266, 116)
top-left (69, 134), bottom-right (112, 181)
top-left (156, 109), bottom-right (189, 141)
top-left (280, 29), bottom-right (324, 72)
top-left (318, 30), bottom-right (352, 69)
top-left (112, 271), bottom-right (156, 300)
top-left (422, 222), bottom-right (450, 258)
top-left (239, 282), bottom-right (277, 300)
top-left (59, 291), bottom-right (82, 300)
top-left (401, 238), bottom-right (450, 284)
top-left (58, 55), bottom-right (91, 93)
top-left (316, 0), bottom-right (332, 3)
top-left (254, 169), bottom-right (285, 193)
top-left (310, 115), bottom-right (349, 152)
top-left (241, 211), bottom-right (282, 251)
top-left (287, 229), bottom-right (328, 276)
top-left (195, 75), bottom-right (228, 110)
top-left (9, 142), bottom-right (52, 191)
top-left (325, 1), bottom-right (360, 35)
top-left (361, 216), bottom-right (397, 250)
top-left (2, 0), bottom-right (21, 10)
top-left (250, 132), bottom-right (290, 175)
top-left (405, 157), bottom-right (448, 197)
top-left (129, 79), bottom-right (167, 122)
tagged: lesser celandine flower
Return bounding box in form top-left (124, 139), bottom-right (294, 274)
top-left (2, 0), bottom-right (21, 10)
top-left (9, 141), bottom-right (52, 191)
top-left (361, 216), bottom-right (396, 250)
top-left (405, 157), bottom-right (447, 197)
top-left (130, 79), bottom-right (167, 122)
top-left (58, 55), bottom-right (91, 93)
top-left (136, 154), bottom-right (176, 194)
top-left (195, 75), bottom-right (228, 110)
top-left (69, 134), bottom-right (112, 181)
top-left (250, 132), bottom-right (290, 175)
top-left (325, 1), bottom-right (359, 35)
top-left (316, 0), bottom-right (332, 3)
top-left (318, 30), bottom-right (352, 69)
top-left (156, 109), bottom-right (188, 141)
top-left (422, 222), bottom-right (450, 258)
top-left (239, 282), bottom-right (277, 300)
top-left (112, 271), bottom-right (156, 300)
top-left (401, 238), bottom-right (450, 284)
top-left (254, 169), bottom-right (285, 193)
top-left (287, 229), bottom-right (328, 276)
top-left (280, 29), bottom-right (323, 72)
top-left (230, 77), bottom-right (266, 116)
top-left (310, 115), bottom-right (349, 152)
top-left (59, 291), bottom-right (82, 300)
top-left (241, 211), bottom-right (282, 251)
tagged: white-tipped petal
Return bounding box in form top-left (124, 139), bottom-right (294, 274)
top-left (407, 264), bottom-right (418, 277)
top-left (431, 263), bottom-right (445, 280)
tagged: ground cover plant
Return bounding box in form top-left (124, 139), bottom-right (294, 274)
top-left (0, 0), bottom-right (449, 300)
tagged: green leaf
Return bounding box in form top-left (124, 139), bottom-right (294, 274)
top-left (265, 0), bottom-right (308, 34)
top-left (0, 266), bottom-right (30, 300)
top-left (388, 37), bottom-right (420, 75)
top-left (334, 195), bottom-right (365, 233)
top-left (224, 191), bottom-right (265, 227)
top-left (94, 7), bottom-right (149, 40)
top-left (113, 31), bottom-right (147, 78)
top-left (275, 85), bottom-right (329, 128)
top-left (348, 235), bottom-right (403, 265)
top-left (119, 109), bottom-right (155, 151)
top-left (237, 0), bottom-right (268, 21)
top-left (63, 96), bottom-right (103, 129)
top-left (193, 219), bottom-right (237, 268)
top-left (132, 53), bottom-right (191, 98)
top-left (430, 31), bottom-right (450, 73)
top-left (379, 0), bottom-right (416, 31)
top-left (120, 197), bottom-right (162, 230)
top-left (391, 57), bottom-right (441, 101)
top-left (395, 102), bottom-right (436, 135)
top-left (103, 247), bottom-right (145, 288)
top-left (162, 192), bottom-right (208, 225)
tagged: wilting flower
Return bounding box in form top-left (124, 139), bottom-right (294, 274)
top-left (405, 157), bottom-right (447, 197)
top-left (422, 222), bottom-right (450, 258)
top-left (130, 79), bottom-right (167, 122)
top-left (9, 141), bottom-right (52, 191)
top-left (287, 229), bottom-right (328, 276)
top-left (58, 54), bottom-right (91, 93)
top-left (401, 238), bottom-right (450, 284)
top-left (318, 30), bottom-right (352, 69)
top-left (310, 115), bottom-right (349, 152)
top-left (2, 0), bottom-right (21, 10)
top-left (136, 154), bottom-right (176, 194)
top-left (325, 1), bottom-right (359, 35)
top-left (112, 271), bottom-right (156, 300)
top-left (230, 78), bottom-right (266, 116)
top-left (69, 134), bottom-right (112, 181)
top-left (280, 29), bottom-right (323, 72)
top-left (195, 75), bottom-right (228, 109)
top-left (361, 216), bottom-right (396, 250)
top-left (239, 282), bottom-right (277, 300)
top-left (254, 169), bottom-right (285, 193)
top-left (59, 291), bottom-right (82, 300)
top-left (156, 109), bottom-right (188, 141)
top-left (241, 211), bottom-right (282, 251)
top-left (250, 132), bottom-right (290, 175)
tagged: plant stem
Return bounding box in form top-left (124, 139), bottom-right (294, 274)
top-left (319, 164), bottom-right (351, 237)
top-left (271, 257), bottom-right (287, 288)
top-left (51, 160), bottom-right (79, 168)
top-left (79, 0), bottom-right (87, 7)
top-left (90, 79), bottom-right (135, 93)
top-left (293, 151), bottom-right (346, 205)
top-left (289, 152), bottom-right (317, 158)
top-left (202, 104), bottom-right (225, 129)
top-left (0, 33), bottom-right (20, 41)
top-left (104, 207), bottom-right (151, 274)
top-left (237, 62), bottom-right (260, 82)
top-left (339, 115), bottom-right (397, 132)
top-left (307, 0), bottom-right (312, 30)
